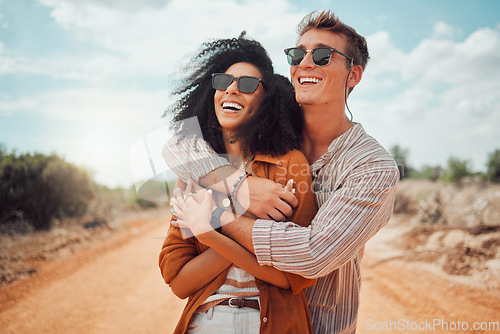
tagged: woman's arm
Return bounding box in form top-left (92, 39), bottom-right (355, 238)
top-left (159, 178), bottom-right (231, 299)
top-left (169, 247), bottom-right (231, 299)
top-left (199, 229), bottom-right (290, 289)
top-left (171, 189), bottom-right (291, 289)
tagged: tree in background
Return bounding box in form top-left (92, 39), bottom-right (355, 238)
top-left (390, 144), bottom-right (412, 179)
top-left (0, 152), bottom-right (95, 230)
top-left (0, 144), bottom-right (7, 162)
top-left (410, 165), bottom-right (442, 181)
top-left (485, 148), bottom-right (500, 183)
top-left (439, 156), bottom-right (472, 185)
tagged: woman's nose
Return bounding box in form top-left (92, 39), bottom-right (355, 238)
top-left (225, 80), bottom-right (239, 94)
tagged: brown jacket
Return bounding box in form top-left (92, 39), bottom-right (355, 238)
top-left (159, 150), bottom-right (318, 333)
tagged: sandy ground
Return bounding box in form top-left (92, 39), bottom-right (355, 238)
top-left (357, 217), bottom-right (500, 334)
top-left (0, 212), bottom-right (185, 333)
top-left (1, 213), bottom-right (499, 334)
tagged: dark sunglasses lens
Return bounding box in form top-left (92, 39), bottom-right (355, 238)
top-left (238, 77), bottom-right (260, 93)
top-left (312, 48), bottom-right (332, 66)
top-left (287, 48), bottom-right (306, 66)
top-left (212, 74), bottom-right (233, 90)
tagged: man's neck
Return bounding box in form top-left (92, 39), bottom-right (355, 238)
top-left (301, 104), bottom-right (353, 164)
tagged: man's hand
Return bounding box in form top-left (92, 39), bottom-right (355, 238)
top-left (236, 177), bottom-right (298, 221)
top-left (196, 165), bottom-right (298, 221)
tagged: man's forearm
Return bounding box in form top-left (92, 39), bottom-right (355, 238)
top-left (252, 170), bottom-right (399, 279)
top-left (163, 134), bottom-right (297, 220)
top-left (220, 211), bottom-right (256, 254)
top-left (162, 133), bottom-right (230, 183)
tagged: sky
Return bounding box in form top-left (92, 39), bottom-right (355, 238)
top-left (1, 0), bottom-right (499, 188)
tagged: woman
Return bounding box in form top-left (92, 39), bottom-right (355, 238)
top-left (159, 33), bottom-right (317, 333)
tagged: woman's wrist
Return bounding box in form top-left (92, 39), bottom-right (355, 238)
top-left (231, 171), bottom-right (251, 200)
top-left (210, 207), bottom-right (224, 233)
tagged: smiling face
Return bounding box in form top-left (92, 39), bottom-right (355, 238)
top-left (214, 62), bottom-right (264, 134)
top-left (291, 28), bottom-right (351, 108)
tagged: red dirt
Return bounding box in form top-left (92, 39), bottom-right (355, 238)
top-left (1, 213), bottom-right (499, 333)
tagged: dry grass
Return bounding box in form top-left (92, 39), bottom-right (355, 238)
top-left (0, 208), bottom-right (161, 288)
top-left (395, 179), bottom-right (500, 278)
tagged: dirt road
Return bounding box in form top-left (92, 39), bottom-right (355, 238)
top-left (357, 219), bottom-right (500, 334)
top-left (1, 214), bottom-right (499, 333)
top-left (0, 214), bottom-right (185, 333)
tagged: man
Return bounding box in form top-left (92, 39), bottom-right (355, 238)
top-left (164, 10), bottom-right (399, 334)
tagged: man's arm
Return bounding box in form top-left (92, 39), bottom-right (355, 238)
top-left (162, 135), bottom-right (297, 220)
top-left (250, 166), bottom-right (399, 279)
top-left (171, 189), bottom-right (291, 289)
top-left (162, 134), bottom-right (230, 184)
top-left (219, 212), bottom-right (256, 253)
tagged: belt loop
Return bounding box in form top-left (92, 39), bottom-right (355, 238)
top-left (206, 307), bottom-right (214, 320)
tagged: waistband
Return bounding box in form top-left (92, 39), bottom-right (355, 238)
top-left (217, 297), bottom-right (260, 311)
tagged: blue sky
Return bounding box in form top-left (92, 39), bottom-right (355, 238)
top-left (1, 0), bottom-right (499, 187)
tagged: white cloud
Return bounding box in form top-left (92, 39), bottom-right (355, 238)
top-left (1, 88), bottom-right (169, 123)
top-left (40, 88), bottom-right (169, 125)
top-left (0, 96), bottom-right (38, 116)
top-left (31, 0), bottom-right (304, 80)
top-left (0, 13), bottom-right (8, 29)
top-left (0, 87), bottom-right (173, 186)
top-left (364, 31), bottom-right (406, 75)
top-left (4, 2), bottom-right (500, 184)
top-left (0, 0), bottom-right (308, 187)
top-left (356, 24), bottom-right (500, 172)
top-left (403, 27), bottom-right (500, 84)
top-left (433, 21), bottom-right (462, 39)
top-left (0, 41), bottom-right (17, 75)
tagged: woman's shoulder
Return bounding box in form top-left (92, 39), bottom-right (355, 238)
top-left (276, 149), bottom-right (310, 168)
top-left (254, 150), bottom-right (309, 170)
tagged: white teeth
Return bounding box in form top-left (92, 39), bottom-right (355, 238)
top-left (299, 77), bottom-right (322, 84)
top-left (222, 102), bottom-right (243, 110)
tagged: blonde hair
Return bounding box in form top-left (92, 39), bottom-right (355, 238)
top-left (297, 10), bottom-right (369, 71)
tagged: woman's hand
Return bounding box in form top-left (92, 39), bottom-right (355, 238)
top-left (171, 184), bottom-right (291, 290)
top-left (171, 188), bottom-right (215, 237)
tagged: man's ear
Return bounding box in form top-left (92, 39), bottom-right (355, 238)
top-left (347, 65), bottom-right (363, 89)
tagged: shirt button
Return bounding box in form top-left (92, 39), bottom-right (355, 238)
top-left (263, 317), bottom-right (268, 323)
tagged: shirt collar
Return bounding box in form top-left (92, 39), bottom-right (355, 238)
top-left (310, 123), bottom-right (365, 171)
top-left (326, 122), bottom-right (364, 154)
top-left (253, 153), bottom-right (283, 167)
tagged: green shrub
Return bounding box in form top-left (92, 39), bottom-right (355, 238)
top-left (410, 165), bottom-right (442, 181)
top-left (440, 157), bottom-right (472, 184)
top-left (390, 145), bottom-right (412, 179)
top-left (0, 152), bottom-right (95, 230)
top-left (485, 148), bottom-right (500, 183)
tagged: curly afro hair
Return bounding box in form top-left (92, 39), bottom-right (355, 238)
top-left (164, 32), bottom-right (303, 158)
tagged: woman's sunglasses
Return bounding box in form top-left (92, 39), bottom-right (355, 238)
top-left (212, 73), bottom-right (262, 94)
top-left (284, 47), bottom-right (353, 67)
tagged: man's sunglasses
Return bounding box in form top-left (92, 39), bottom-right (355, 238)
top-left (284, 47), bottom-right (353, 67)
top-left (212, 73), bottom-right (262, 94)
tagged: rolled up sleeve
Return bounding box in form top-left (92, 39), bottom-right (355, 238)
top-left (252, 167), bottom-right (399, 279)
top-left (252, 219), bottom-right (274, 266)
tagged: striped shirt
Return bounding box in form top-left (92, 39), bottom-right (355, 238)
top-left (162, 123), bottom-right (399, 334)
top-left (253, 123), bottom-right (399, 333)
top-left (197, 265), bottom-right (259, 312)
